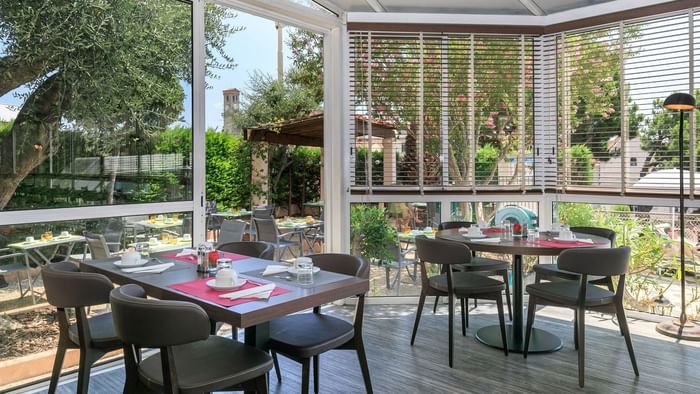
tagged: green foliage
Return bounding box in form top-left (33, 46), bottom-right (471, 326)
top-left (286, 29), bottom-right (324, 104)
top-left (354, 147), bottom-right (384, 185)
top-left (569, 144), bottom-right (593, 185)
top-left (611, 204), bottom-right (631, 212)
top-left (205, 131), bottom-right (253, 208)
top-left (475, 144), bottom-right (499, 184)
top-left (155, 126), bottom-right (193, 159)
top-left (267, 145), bottom-right (321, 211)
top-left (350, 205), bottom-right (397, 262)
top-left (557, 203), bottom-right (594, 227)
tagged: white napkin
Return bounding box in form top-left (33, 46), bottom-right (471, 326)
top-left (219, 283), bottom-right (276, 299)
top-left (575, 238), bottom-right (594, 244)
top-left (262, 265), bottom-right (289, 276)
top-left (176, 248), bottom-right (196, 257)
top-left (122, 263), bottom-right (174, 274)
top-left (458, 227), bottom-right (469, 233)
top-left (473, 237), bottom-right (501, 243)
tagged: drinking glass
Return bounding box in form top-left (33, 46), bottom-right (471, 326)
top-left (501, 221), bottom-right (512, 240)
top-left (135, 242), bottom-right (150, 257)
top-left (217, 258), bottom-right (232, 270)
top-left (527, 228), bottom-right (539, 240)
top-left (297, 260), bottom-right (314, 285)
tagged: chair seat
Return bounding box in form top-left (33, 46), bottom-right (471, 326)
top-left (270, 314), bottom-right (355, 359)
top-left (526, 281), bottom-right (616, 307)
top-left (68, 312), bottom-right (121, 350)
top-left (138, 336), bottom-right (272, 394)
top-left (429, 272), bottom-right (505, 295)
top-left (277, 238), bottom-right (300, 248)
top-left (460, 257), bottom-right (509, 272)
top-left (533, 264), bottom-right (607, 282)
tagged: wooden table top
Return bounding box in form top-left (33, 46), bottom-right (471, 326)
top-left (436, 229), bottom-right (611, 256)
top-left (81, 253), bottom-right (368, 329)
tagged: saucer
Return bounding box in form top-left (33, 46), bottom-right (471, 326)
top-left (553, 237), bottom-right (577, 242)
top-left (206, 278), bottom-right (247, 291)
top-left (463, 233), bottom-right (486, 239)
top-left (287, 266), bottom-right (321, 275)
top-left (114, 259), bottom-right (150, 268)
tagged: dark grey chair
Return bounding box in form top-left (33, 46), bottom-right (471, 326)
top-left (254, 217), bottom-right (302, 261)
top-left (217, 241), bottom-right (275, 260)
top-left (524, 246), bottom-right (638, 388)
top-left (411, 236), bottom-right (508, 367)
top-left (83, 232), bottom-right (112, 260)
top-left (102, 218), bottom-right (124, 253)
top-left (41, 262), bottom-right (121, 394)
top-left (269, 254), bottom-right (372, 394)
top-left (433, 221), bottom-right (512, 320)
top-left (216, 219), bottom-right (247, 247)
top-left (246, 207), bottom-right (275, 240)
top-left (534, 226), bottom-right (617, 292)
top-left (110, 284), bottom-right (272, 394)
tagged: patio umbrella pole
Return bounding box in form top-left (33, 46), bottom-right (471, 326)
top-left (656, 94), bottom-right (700, 340)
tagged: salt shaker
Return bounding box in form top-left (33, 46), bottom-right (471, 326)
top-left (196, 243), bottom-right (208, 273)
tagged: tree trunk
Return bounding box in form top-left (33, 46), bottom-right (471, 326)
top-left (0, 74), bottom-right (67, 210)
top-left (0, 56), bottom-right (46, 97)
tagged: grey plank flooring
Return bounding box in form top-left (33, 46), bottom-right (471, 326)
top-left (16, 303), bottom-right (700, 394)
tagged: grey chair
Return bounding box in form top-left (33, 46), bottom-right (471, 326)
top-left (384, 238), bottom-right (417, 294)
top-left (102, 218), bottom-right (124, 253)
top-left (246, 207), bottom-right (276, 241)
top-left (0, 246), bottom-right (34, 301)
top-left (433, 221), bottom-right (512, 320)
top-left (216, 219), bottom-right (247, 247)
top-left (217, 241), bottom-right (275, 260)
top-left (524, 246), bottom-right (638, 388)
top-left (534, 226), bottom-right (617, 292)
top-left (269, 253), bottom-right (372, 394)
top-left (41, 262), bottom-right (121, 394)
top-left (83, 232), bottom-right (111, 260)
top-left (110, 284), bottom-right (272, 394)
top-left (411, 236), bottom-right (508, 367)
top-left (254, 217), bottom-right (302, 261)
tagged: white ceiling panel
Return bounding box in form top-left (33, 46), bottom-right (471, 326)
top-left (378, 0), bottom-right (530, 14)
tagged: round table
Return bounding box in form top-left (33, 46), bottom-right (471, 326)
top-left (436, 229), bottom-right (610, 353)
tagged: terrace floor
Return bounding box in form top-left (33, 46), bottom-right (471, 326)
top-left (13, 302), bottom-right (700, 394)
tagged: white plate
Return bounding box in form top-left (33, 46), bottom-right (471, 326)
top-left (553, 237), bottom-right (578, 242)
top-left (287, 266), bottom-right (321, 275)
top-left (114, 259), bottom-right (150, 268)
top-left (462, 233), bottom-right (486, 239)
top-left (206, 278), bottom-right (247, 291)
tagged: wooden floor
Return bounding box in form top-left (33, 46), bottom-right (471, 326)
top-left (17, 302), bottom-right (700, 394)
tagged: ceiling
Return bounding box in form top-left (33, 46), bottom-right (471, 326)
top-left (313, 0), bottom-right (617, 15)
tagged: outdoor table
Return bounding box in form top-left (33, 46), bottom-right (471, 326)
top-left (130, 218), bottom-right (183, 230)
top-left (8, 234), bottom-right (84, 302)
top-left (128, 238), bottom-right (192, 253)
top-left (80, 251), bottom-right (368, 352)
top-left (277, 218), bottom-right (323, 254)
top-left (209, 209), bottom-right (252, 219)
top-left (436, 229), bottom-right (610, 353)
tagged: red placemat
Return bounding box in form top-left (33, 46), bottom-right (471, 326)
top-left (482, 227), bottom-right (506, 234)
top-left (530, 239), bottom-right (606, 248)
top-left (161, 251), bottom-right (250, 264)
top-left (168, 277), bottom-right (290, 307)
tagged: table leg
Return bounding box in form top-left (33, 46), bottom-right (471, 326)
top-left (244, 323), bottom-right (270, 394)
top-left (475, 254), bottom-right (562, 353)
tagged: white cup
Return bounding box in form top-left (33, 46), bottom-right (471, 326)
top-left (468, 226), bottom-right (483, 236)
top-left (183, 233), bottom-right (192, 240)
top-left (148, 237), bottom-right (158, 244)
top-left (560, 230), bottom-right (574, 240)
top-left (60, 231), bottom-right (70, 237)
top-left (122, 251), bottom-right (141, 265)
top-left (216, 268), bottom-right (237, 287)
top-left (25, 236), bottom-right (35, 242)
top-left (295, 256), bottom-right (312, 271)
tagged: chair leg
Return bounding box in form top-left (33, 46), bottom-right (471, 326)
top-left (271, 351), bottom-right (282, 382)
top-left (502, 270), bottom-right (513, 320)
top-left (301, 358), bottom-right (310, 394)
top-left (473, 298), bottom-right (478, 308)
top-left (433, 296), bottom-right (439, 314)
top-left (77, 349), bottom-right (101, 394)
top-left (460, 298), bottom-right (467, 336)
top-left (254, 374), bottom-right (268, 393)
top-left (48, 343), bottom-right (67, 394)
top-left (574, 312), bottom-right (579, 350)
top-left (411, 291), bottom-right (427, 345)
top-left (355, 337), bottom-right (373, 394)
top-left (523, 297), bottom-right (537, 359)
top-left (313, 355), bottom-right (319, 394)
top-left (495, 296), bottom-right (508, 356)
top-left (615, 302), bottom-right (639, 376)
top-left (448, 294), bottom-right (454, 368)
top-left (576, 307), bottom-right (586, 388)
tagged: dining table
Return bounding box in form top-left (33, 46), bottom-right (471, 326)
top-left (276, 218), bottom-right (323, 254)
top-left (436, 228), bottom-right (610, 353)
top-left (80, 250), bottom-right (368, 352)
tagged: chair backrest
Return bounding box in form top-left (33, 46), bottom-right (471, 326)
top-left (41, 262), bottom-right (113, 308)
top-left (84, 232), bottom-right (111, 260)
top-left (307, 253), bottom-right (369, 279)
top-left (253, 207), bottom-right (274, 219)
top-left (110, 284), bottom-right (209, 348)
top-left (254, 218), bottom-right (279, 243)
top-left (437, 221), bottom-right (475, 231)
top-left (216, 220), bottom-right (247, 246)
top-left (103, 219), bottom-right (124, 245)
top-left (206, 200), bottom-right (217, 214)
top-left (181, 216), bottom-right (192, 236)
top-left (558, 246), bottom-right (631, 277)
top-left (415, 236), bottom-right (471, 266)
top-left (385, 238), bottom-right (402, 262)
top-left (217, 241), bottom-right (275, 260)
top-left (571, 226), bottom-right (616, 247)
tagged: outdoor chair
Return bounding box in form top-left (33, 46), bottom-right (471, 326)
top-left (110, 284), bottom-right (272, 394)
top-left (411, 236), bottom-right (509, 367)
top-left (254, 217), bottom-right (302, 261)
top-left (433, 221), bottom-right (513, 320)
top-left (206, 200), bottom-right (223, 242)
top-left (0, 246), bottom-right (34, 301)
top-left (524, 246), bottom-right (638, 387)
top-left (102, 218), bottom-right (124, 253)
top-left (384, 238), bottom-right (417, 294)
top-left (246, 206), bottom-right (276, 241)
top-left (269, 253), bottom-right (372, 394)
top-left (216, 219), bottom-right (247, 247)
top-left (83, 232), bottom-right (112, 260)
top-left (42, 262), bottom-right (121, 394)
top-left (217, 241), bottom-right (275, 260)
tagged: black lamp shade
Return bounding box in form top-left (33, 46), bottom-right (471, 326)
top-left (663, 93), bottom-right (696, 111)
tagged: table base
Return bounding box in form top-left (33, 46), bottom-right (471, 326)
top-left (475, 325), bottom-right (563, 353)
